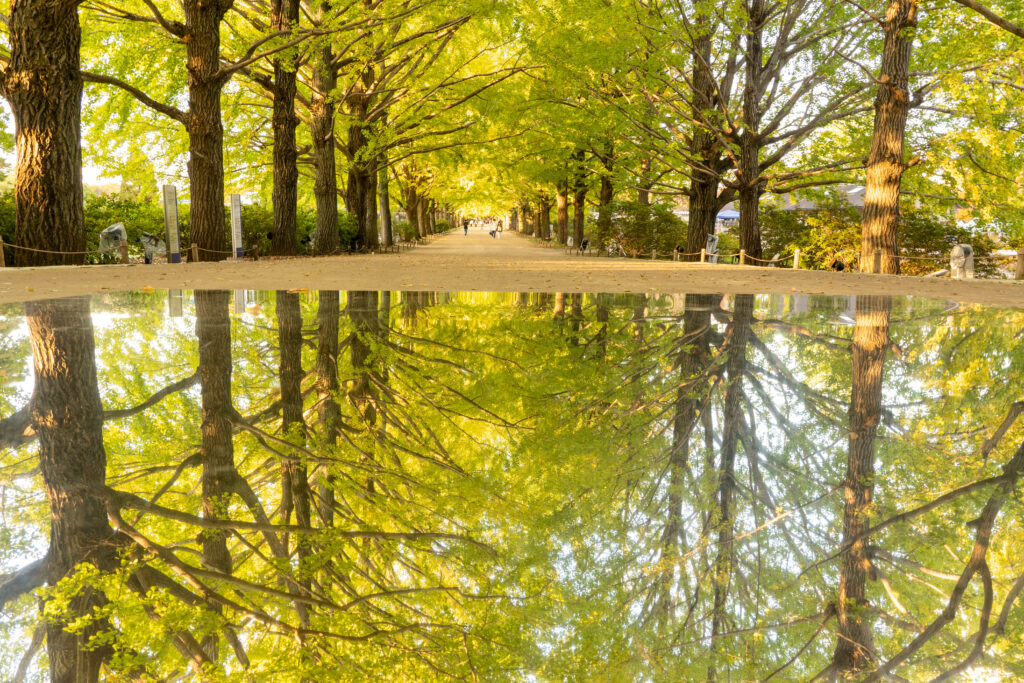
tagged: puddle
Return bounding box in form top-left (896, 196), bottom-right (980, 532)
top-left (1, 290), bottom-right (1022, 680)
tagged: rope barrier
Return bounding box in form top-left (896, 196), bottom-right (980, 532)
top-left (746, 253), bottom-right (796, 264)
top-left (1, 242), bottom-right (105, 256)
top-left (897, 254), bottom-right (948, 262)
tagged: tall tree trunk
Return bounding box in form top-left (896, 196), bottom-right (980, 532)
top-left (3, 2), bottom-right (85, 266)
top-left (596, 144), bottom-right (614, 249)
top-left (737, 0), bottom-right (767, 260)
top-left (416, 197), bottom-right (427, 237)
top-left (860, 0), bottom-right (917, 274)
top-left (310, 7), bottom-right (338, 255)
top-left (510, 206), bottom-right (519, 232)
top-left (345, 67), bottom-right (379, 250)
top-left (685, 19), bottom-right (722, 261)
top-left (270, 0), bottom-right (300, 256)
top-left (707, 294), bottom-right (754, 681)
top-left (638, 156), bottom-right (653, 205)
top-left (379, 161), bottom-right (393, 247)
top-left (184, 1), bottom-right (232, 261)
top-left (194, 290), bottom-right (234, 658)
top-left (556, 182), bottom-right (569, 244)
top-left (315, 290), bottom-right (341, 527)
top-left (521, 202), bottom-right (533, 236)
top-left (831, 295), bottom-right (891, 674)
top-left (27, 297), bottom-right (116, 682)
top-left (538, 196), bottom-right (551, 240)
top-left (572, 149), bottom-right (588, 246)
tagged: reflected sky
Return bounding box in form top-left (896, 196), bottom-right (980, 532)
top-left (1, 291), bottom-right (1022, 682)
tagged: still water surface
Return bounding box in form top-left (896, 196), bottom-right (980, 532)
top-left (1, 290), bottom-right (1022, 681)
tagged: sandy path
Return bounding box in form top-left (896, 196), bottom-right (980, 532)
top-left (1, 229), bottom-right (1022, 307)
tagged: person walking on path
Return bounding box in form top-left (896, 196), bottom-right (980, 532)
top-left (463, 218), bottom-right (469, 236)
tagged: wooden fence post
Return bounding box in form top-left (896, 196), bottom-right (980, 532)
top-left (872, 249), bottom-right (882, 274)
top-left (700, 248), bottom-right (706, 263)
top-left (793, 248), bottom-right (801, 270)
top-left (0, 237), bottom-right (5, 267)
top-left (739, 249), bottom-right (746, 265)
top-left (120, 240), bottom-right (129, 264)
top-left (651, 248), bottom-right (656, 260)
top-left (191, 243), bottom-right (199, 263)
top-left (1016, 251), bottom-right (1024, 281)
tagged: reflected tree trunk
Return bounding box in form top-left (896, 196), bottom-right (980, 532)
top-left (26, 297), bottom-right (116, 682)
top-left (194, 290), bottom-right (234, 658)
top-left (831, 295), bottom-right (890, 674)
top-left (656, 293), bottom-right (714, 621)
top-left (569, 294), bottom-right (583, 347)
top-left (276, 291), bottom-right (309, 610)
top-left (315, 290), bottom-right (341, 528)
top-left (708, 294), bottom-right (754, 681)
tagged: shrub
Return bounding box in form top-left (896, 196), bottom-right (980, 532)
top-left (435, 220), bottom-right (451, 233)
top-left (393, 220), bottom-right (417, 242)
top-left (760, 205), bottom-right (1000, 275)
top-left (605, 201), bottom-right (688, 256)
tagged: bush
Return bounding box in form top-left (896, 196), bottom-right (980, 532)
top-left (760, 205), bottom-right (1000, 275)
top-left (435, 220), bottom-right (451, 233)
top-left (605, 201), bottom-right (688, 256)
top-left (338, 211), bottom-right (359, 251)
top-left (393, 220), bottom-right (417, 242)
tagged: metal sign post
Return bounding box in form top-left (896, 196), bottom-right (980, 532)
top-left (230, 194), bottom-right (244, 259)
top-left (162, 184), bottom-right (182, 263)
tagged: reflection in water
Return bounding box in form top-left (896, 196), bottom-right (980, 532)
top-left (1, 291), bottom-right (1023, 681)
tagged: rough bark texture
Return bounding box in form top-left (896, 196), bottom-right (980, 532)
top-left (685, 23), bottom-right (721, 261)
top-left (556, 183), bottom-right (569, 244)
top-left (3, 1), bottom-right (86, 266)
top-left (860, 0), bottom-right (917, 274)
top-left (310, 13), bottom-right (338, 255)
top-left (832, 296), bottom-right (891, 673)
top-left (184, 1), bottom-right (233, 261)
top-left (27, 297), bottom-right (116, 683)
top-left (270, 0), bottom-right (300, 256)
top-left (708, 294), bottom-right (754, 681)
top-left (345, 67), bottom-right (379, 250)
top-left (195, 290), bottom-right (234, 658)
top-left (737, 0), bottom-right (767, 260)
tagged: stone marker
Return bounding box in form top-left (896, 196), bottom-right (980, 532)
top-left (162, 185), bottom-right (182, 263)
top-left (950, 244), bottom-right (974, 280)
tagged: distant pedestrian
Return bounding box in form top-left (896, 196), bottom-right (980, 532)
top-left (463, 218), bottom-right (469, 236)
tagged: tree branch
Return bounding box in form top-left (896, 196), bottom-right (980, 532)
top-left (0, 557), bottom-right (48, 609)
top-left (82, 71), bottom-right (188, 124)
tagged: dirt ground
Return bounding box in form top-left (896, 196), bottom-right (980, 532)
top-left (2, 230), bottom-right (1022, 307)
